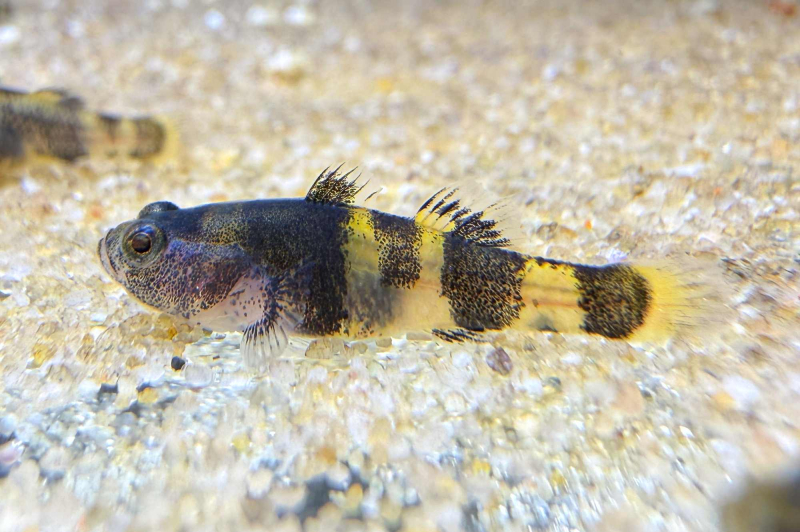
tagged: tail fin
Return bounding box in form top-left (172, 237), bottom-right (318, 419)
top-left (86, 112), bottom-right (181, 164)
top-left (625, 258), bottom-right (733, 345)
top-left (518, 255), bottom-right (733, 345)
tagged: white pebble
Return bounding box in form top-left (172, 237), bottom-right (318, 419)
top-left (20, 177), bottom-right (41, 195)
top-left (66, 19), bottom-right (85, 38)
top-left (283, 5), bottom-right (314, 26)
top-left (246, 5), bottom-right (278, 27)
top-left (0, 415), bottom-right (17, 437)
top-left (541, 63), bottom-right (560, 81)
top-left (452, 350), bottom-right (472, 368)
top-left (444, 392), bottom-right (467, 414)
top-left (722, 375), bottom-right (760, 410)
top-left (267, 48), bottom-right (303, 73)
top-left (0, 441), bottom-right (23, 467)
top-left (204, 9), bottom-right (225, 30)
top-left (184, 364), bottom-right (214, 388)
top-left (0, 25), bottom-right (20, 46)
top-left (343, 36), bottom-right (361, 53)
top-left (518, 377), bottom-right (543, 397)
top-left (77, 380), bottom-right (101, 401)
top-left (325, 462), bottom-right (351, 491)
top-left (246, 469), bottom-right (274, 498)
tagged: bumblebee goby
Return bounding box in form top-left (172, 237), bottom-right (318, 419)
top-left (98, 167), bottom-right (720, 370)
top-left (0, 85), bottom-right (178, 171)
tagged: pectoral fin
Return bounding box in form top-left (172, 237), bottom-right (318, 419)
top-left (240, 263), bottom-right (314, 371)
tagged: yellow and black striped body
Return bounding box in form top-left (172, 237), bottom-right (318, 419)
top-left (0, 86), bottom-right (177, 171)
top-left (98, 167), bottom-right (713, 367)
top-left (342, 207), bottom-right (665, 342)
top-left (100, 198), bottom-right (680, 345)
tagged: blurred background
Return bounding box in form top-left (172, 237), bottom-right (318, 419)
top-left (0, 1), bottom-right (798, 531)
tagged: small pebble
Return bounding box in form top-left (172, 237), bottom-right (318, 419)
top-left (245, 5), bottom-right (277, 27)
top-left (723, 375), bottom-right (761, 410)
top-left (246, 468), bottom-right (274, 499)
top-left (283, 4), bottom-right (314, 26)
top-left (98, 383), bottom-right (119, 395)
top-left (486, 347), bottom-right (513, 375)
top-left (0, 24), bottom-right (20, 45)
top-left (0, 415), bottom-right (17, 438)
top-left (203, 9), bottom-right (225, 30)
top-left (183, 364), bottom-right (214, 388)
top-left (171, 356), bottom-right (186, 371)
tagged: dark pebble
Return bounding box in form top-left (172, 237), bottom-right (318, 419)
top-left (98, 383), bottom-right (118, 395)
top-left (171, 356), bottom-right (186, 371)
top-left (486, 347), bottom-right (513, 375)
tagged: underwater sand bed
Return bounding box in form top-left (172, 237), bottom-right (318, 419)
top-left (1, 0), bottom-right (799, 531)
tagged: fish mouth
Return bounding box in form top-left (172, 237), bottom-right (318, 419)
top-left (97, 231), bottom-right (116, 276)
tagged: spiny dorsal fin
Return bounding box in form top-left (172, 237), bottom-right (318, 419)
top-left (415, 185), bottom-right (520, 248)
top-left (32, 87), bottom-right (85, 111)
top-left (305, 164), bottom-right (366, 205)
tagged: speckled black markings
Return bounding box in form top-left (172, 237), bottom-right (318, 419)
top-left (343, 268), bottom-right (395, 337)
top-left (130, 117), bottom-right (165, 159)
top-left (21, 109), bottom-right (86, 161)
top-left (136, 243), bottom-right (250, 318)
top-left (417, 187), bottom-right (510, 248)
top-left (304, 165), bottom-right (364, 205)
top-left (432, 328), bottom-right (485, 343)
top-left (231, 200), bottom-right (353, 336)
top-left (573, 263), bottom-right (652, 338)
top-left (441, 235), bottom-right (527, 332)
top-left (0, 123), bottom-right (23, 159)
top-left (0, 91), bottom-right (88, 162)
top-left (369, 211), bottom-right (422, 289)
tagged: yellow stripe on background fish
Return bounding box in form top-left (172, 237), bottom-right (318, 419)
top-left (0, 86), bottom-right (179, 171)
top-left (98, 166), bottom-right (727, 371)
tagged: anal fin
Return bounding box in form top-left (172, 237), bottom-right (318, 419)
top-left (431, 328), bottom-right (487, 343)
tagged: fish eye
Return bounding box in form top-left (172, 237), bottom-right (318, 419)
top-left (130, 231), bottom-right (152, 254)
top-left (122, 223), bottom-right (165, 265)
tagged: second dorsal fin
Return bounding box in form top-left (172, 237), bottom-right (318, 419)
top-left (414, 184), bottom-right (521, 248)
top-left (305, 164), bottom-right (366, 205)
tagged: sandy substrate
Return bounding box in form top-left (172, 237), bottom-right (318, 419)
top-left (0, 0), bottom-right (798, 531)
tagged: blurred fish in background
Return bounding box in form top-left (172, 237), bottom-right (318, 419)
top-left (721, 470), bottom-right (800, 532)
top-left (0, 85), bottom-right (179, 174)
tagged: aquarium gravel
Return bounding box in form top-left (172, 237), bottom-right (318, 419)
top-left (0, 0), bottom-right (798, 531)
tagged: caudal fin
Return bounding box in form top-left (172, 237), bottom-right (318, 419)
top-left (518, 255), bottom-right (733, 345)
top-left (87, 112), bottom-right (181, 164)
top-left (625, 258), bottom-right (733, 345)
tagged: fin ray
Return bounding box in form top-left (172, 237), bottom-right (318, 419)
top-left (240, 263), bottom-right (313, 371)
top-left (305, 164), bottom-right (365, 205)
top-left (414, 182), bottom-right (524, 248)
top-left (432, 328), bottom-right (487, 343)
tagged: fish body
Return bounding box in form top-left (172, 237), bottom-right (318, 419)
top-left (720, 471), bottom-right (800, 532)
top-left (0, 86), bottom-right (178, 171)
top-left (99, 168), bottom-right (718, 369)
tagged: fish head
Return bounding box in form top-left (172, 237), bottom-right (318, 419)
top-left (98, 201), bottom-right (253, 320)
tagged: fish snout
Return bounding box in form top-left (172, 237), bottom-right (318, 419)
top-left (97, 230), bottom-right (115, 276)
